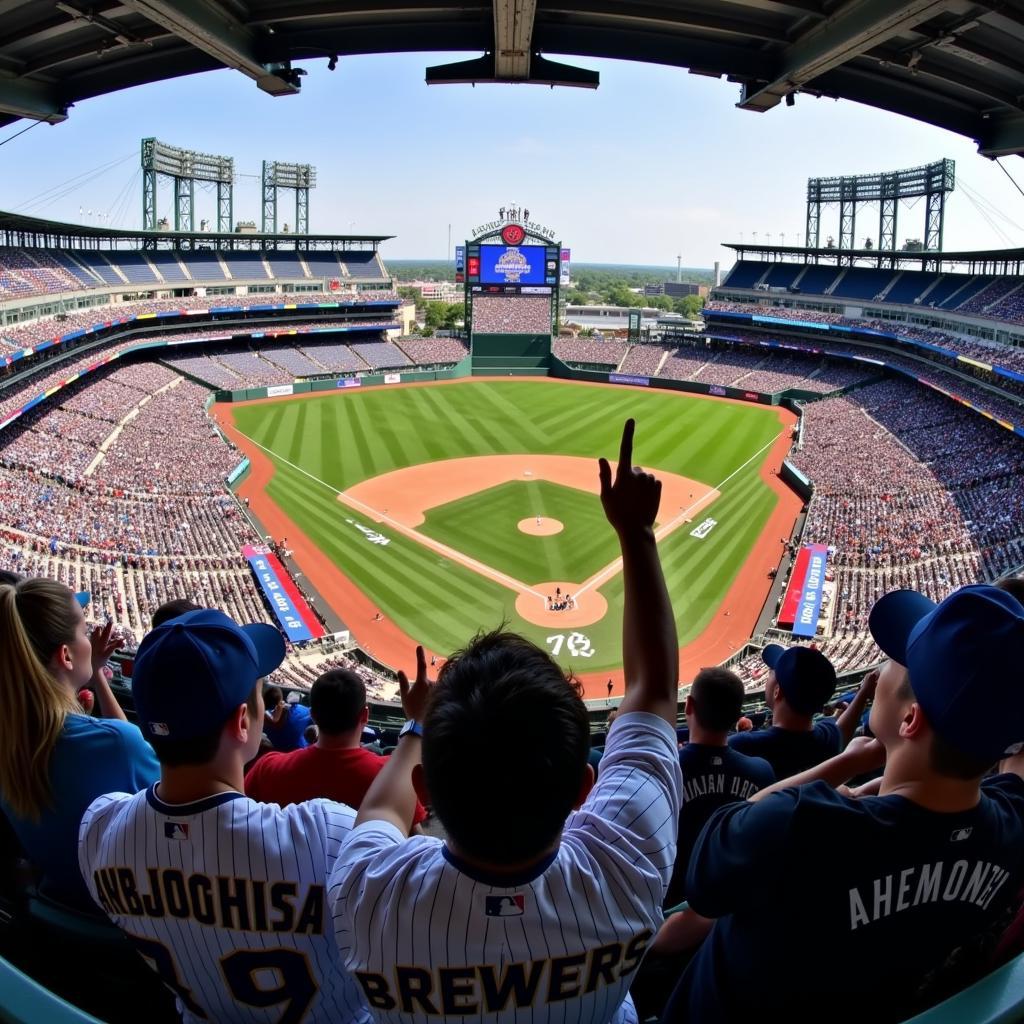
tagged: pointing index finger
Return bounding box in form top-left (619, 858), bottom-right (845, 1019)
top-left (617, 419), bottom-right (635, 477)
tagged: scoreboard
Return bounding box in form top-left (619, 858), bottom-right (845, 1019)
top-left (458, 241), bottom-right (560, 291)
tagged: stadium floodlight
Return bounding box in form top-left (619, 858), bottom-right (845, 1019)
top-left (262, 161), bottom-right (317, 234)
top-left (141, 138), bottom-right (234, 233)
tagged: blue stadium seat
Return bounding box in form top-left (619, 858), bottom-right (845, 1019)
top-left (902, 953), bottom-right (1024, 1023)
top-left (0, 955), bottom-right (104, 1024)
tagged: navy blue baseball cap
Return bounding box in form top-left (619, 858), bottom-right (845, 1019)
top-left (762, 643), bottom-right (837, 715)
top-left (869, 585), bottom-right (1024, 763)
top-left (133, 609), bottom-right (285, 741)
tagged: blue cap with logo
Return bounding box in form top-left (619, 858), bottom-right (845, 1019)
top-left (761, 643), bottom-right (837, 715)
top-left (868, 584), bottom-right (1024, 763)
top-left (133, 609), bottom-right (286, 741)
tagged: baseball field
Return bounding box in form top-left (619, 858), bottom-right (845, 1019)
top-left (220, 377), bottom-right (801, 695)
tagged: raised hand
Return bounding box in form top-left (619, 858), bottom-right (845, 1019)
top-left (598, 419), bottom-right (662, 536)
top-left (89, 619), bottom-right (119, 676)
top-left (398, 645), bottom-right (433, 724)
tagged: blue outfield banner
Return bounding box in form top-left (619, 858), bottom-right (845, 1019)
top-left (242, 544), bottom-right (316, 642)
top-left (791, 544), bottom-right (829, 639)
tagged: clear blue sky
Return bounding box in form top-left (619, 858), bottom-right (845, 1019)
top-left (2, 51), bottom-right (1024, 268)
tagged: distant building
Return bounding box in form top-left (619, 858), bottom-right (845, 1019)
top-left (408, 280), bottom-right (463, 303)
top-left (642, 281), bottom-right (707, 299)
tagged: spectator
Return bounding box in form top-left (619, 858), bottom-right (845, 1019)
top-left (727, 643), bottom-right (848, 776)
top-left (663, 584), bottom-right (1024, 1024)
top-left (667, 667), bottom-right (775, 908)
top-left (631, 667), bottom-right (775, 1019)
top-left (245, 668), bottom-right (427, 828)
top-left (263, 684), bottom-right (313, 751)
top-left (0, 578), bottom-right (158, 911)
top-left (151, 598), bottom-right (202, 628)
top-left (78, 607), bottom-right (371, 1022)
top-left (328, 420), bottom-right (683, 1022)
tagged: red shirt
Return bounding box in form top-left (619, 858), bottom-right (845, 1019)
top-left (244, 744), bottom-right (427, 826)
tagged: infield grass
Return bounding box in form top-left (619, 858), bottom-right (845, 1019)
top-left (228, 378), bottom-right (784, 672)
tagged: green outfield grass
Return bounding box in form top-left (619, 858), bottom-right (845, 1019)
top-left (228, 379), bottom-right (786, 672)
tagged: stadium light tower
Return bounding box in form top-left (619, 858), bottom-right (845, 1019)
top-left (262, 161), bottom-right (317, 234)
top-left (141, 138), bottom-right (234, 234)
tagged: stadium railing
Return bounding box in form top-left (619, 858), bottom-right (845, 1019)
top-left (0, 955), bottom-right (104, 1024)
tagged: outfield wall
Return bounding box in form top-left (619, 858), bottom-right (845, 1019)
top-left (211, 355), bottom-right (473, 402)
top-left (548, 356), bottom-right (777, 405)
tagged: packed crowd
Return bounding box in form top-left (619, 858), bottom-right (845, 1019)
top-left (0, 291), bottom-right (400, 354)
top-left (394, 336), bottom-right (470, 364)
top-left (551, 336), bottom-right (628, 366)
top-left (789, 378), bottom-right (1024, 651)
top-left (470, 294), bottom-right (552, 334)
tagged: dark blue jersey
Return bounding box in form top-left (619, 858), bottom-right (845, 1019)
top-left (663, 775), bottom-right (1024, 1024)
top-left (728, 717), bottom-right (841, 780)
top-left (666, 743), bottom-right (775, 907)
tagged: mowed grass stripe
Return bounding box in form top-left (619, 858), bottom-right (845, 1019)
top-left (265, 462), bottom-right (512, 634)
top-left (232, 381), bottom-right (792, 670)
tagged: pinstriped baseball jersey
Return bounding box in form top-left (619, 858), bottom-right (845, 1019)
top-left (328, 712), bottom-right (682, 1023)
top-left (79, 787), bottom-right (371, 1024)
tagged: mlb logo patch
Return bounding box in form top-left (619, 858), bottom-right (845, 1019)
top-left (165, 822), bottom-right (190, 840)
top-left (485, 894), bottom-right (525, 917)
top-left (149, 722), bottom-right (170, 737)
top-left (950, 827), bottom-right (973, 843)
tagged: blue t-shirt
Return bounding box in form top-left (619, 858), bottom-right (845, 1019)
top-left (728, 717), bottom-right (841, 780)
top-left (663, 774), bottom-right (1024, 1024)
top-left (265, 703), bottom-right (312, 752)
top-left (666, 743), bottom-right (775, 907)
top-left (2, 714), bottom-right (159, 910)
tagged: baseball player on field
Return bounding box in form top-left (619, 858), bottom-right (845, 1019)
top-left (328, 419), bottom-right (683, 1022)
top-left (78, 608), bottom-right (371, 1023)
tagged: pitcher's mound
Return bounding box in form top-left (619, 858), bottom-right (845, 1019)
top-left (519, 517), bottom-right (564, 536)
top-left (516, 583), bottom-right (608, 627)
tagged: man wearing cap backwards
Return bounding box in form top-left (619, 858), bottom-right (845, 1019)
top-left (78, 609), bottom-right (371, 1023)
top-left (728, 642), bottom-right (874, 778)
top-left (661, 585), bottom-right (1024, 1024)
top-left (246, 667), bottom-right (427, 829)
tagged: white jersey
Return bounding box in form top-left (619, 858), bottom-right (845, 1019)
top-left (79, 786), bottom-right (371, 1024)
top-left (328, 712), bottom-right (682, 1023)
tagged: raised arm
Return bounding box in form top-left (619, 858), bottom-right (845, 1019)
top-left (354, 646), bottom-right (431, 833)
top-left (89, 620), bottom-right (126, 722)
top-left (748, 736), bottom-right (886, 802)
top-left (600, 419), bottom-right (678, 725)
top-left (834, 668), bottom-right (878, 746)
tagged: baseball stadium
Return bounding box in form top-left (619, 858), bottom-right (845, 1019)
top-left (2, 2), bottom-right (1024, 1023)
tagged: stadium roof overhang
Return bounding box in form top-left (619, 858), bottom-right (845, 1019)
top-left (724, 242), bottom-right (1024, 275)
top-left (2, 1), bottom-right (1024, 156)
top-left (0, 209), bottom-right (393, 250)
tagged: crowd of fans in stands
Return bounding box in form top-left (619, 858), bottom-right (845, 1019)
top-left (471, 294), bottom-right (552, 334)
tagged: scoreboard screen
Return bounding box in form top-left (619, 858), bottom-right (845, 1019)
top-left (478, 245), bottom-right (547, 286)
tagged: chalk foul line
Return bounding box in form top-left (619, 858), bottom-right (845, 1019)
top-left (230, 427), bottom-right (547, 601)
top-left (573, 427), bottom-right (790, 600)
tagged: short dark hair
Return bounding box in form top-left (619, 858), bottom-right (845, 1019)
top-left (899, 675), bottom-right (993, 781)
top-left (309, 669), bottom-right (366, 734)
top-left (422, 630), bottom-right (590, 865)
top-left (263, 685), bottom-right (283, 708)
top-left (149, 688), bottom-right (261, 767)
top-left (0, 570), bottom-right (22, 587)
top-left (151, 599), bottom-right (202, 629)
top-left (690, 667), bottom-right (744, 732)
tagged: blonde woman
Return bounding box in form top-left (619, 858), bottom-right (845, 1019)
top-left (0, 578), bottom-right (158, 911)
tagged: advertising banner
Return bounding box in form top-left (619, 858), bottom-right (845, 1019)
top-left (337, 377), bottom-right (362, 388)
top-left (560, 248), bottom-right (571, 285)
top-left (780, 544), bottom-right (830, 638)
top-left (266, 384), bottom-right (294, 398)
top-left (241, 545), bottom-right (324, 642)
top-left (608, 374), bottom-right (650, 387)
top-left (384, 373), bottom-right (401, 384)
